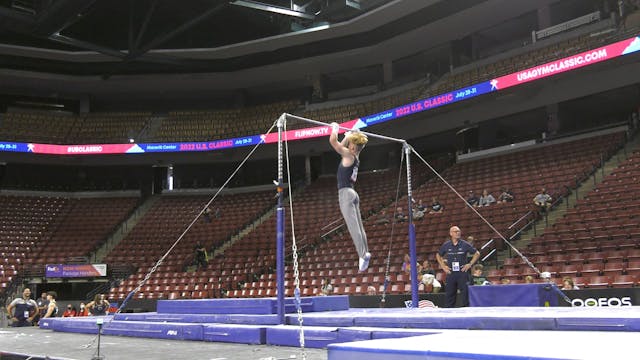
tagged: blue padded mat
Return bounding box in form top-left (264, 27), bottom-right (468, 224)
top-left (328, 330), bottom-right (638, 360)
top-left (156, 295), bottom-right (349, 315)
top-left (114, 312), bottom-right (279, 325)
top-left (299, 306), bottom-right (640, 331)
top-left (101, 320), bottom-right (203, 341)
top-left (41, 316), bottom-right (109, 334)
top-left (202, 324), bottom-right (266, 344)
top-left (337, 327), bottom-right (439, 341)
top-left (266, 325), bottom-right (339, 348)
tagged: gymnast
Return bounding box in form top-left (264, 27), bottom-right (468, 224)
top-left (329, 122), bottom-right (371, 272)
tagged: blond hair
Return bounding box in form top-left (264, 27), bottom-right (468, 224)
top-left (347, 132), bottom-right (368, 151)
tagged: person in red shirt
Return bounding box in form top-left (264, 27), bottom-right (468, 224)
top-left (62, 304), bottom-right (77, 317)
top-left (76, 302), bottom-right (88, 316)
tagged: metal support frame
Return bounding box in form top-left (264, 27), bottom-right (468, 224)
top-left (276, 114), bottom-right (286, 324)
top-left (279, 113), bottom-right (418, 309)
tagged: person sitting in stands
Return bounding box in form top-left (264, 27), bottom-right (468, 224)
top-left (497, 187), bottom-right (515, 203)
top-left (533, 188), bottom-right (552, 214)
top-left (202, 207), bottom-right (212, 222)
top-left (470, 264), bottom-right (491, 285)
top-left (412, 202), bottom-right (425, 220)
top-left (374, 209), bottom-right (390, 226)
top-left (395, 207), bottom-right (407, 223)
top-left (366, 284), bottom-right (377, 295)
top-left (62, 304), bottom-right (76, 317)
top-left (401, 254), bottom-right (413, 275)
top-left (478, 189), bottom-right (496, 207)
top-left (430, 197), bottom-right (444, 213)
top-left (561, 277), bottom-right (580, 290)
top-left (420, 260), bottom-right (441, 293)
top-left (320, 277), bottom-right (333, 296)
top-left (467, 191), bottom-right (480, 207)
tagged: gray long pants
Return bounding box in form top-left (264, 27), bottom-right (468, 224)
top-left (338, 187), bottom-right (369, 259)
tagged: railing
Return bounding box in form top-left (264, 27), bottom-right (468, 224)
top-left (533, 11), bottom-right (601, 42)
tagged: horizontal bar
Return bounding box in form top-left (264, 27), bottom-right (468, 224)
top-left (283, 113), bottom-right (407, 144)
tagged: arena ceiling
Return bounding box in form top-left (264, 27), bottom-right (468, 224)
top-left (0, 0), bottom-right (562, 100)
top-left (0, 0), bottom-right (429, 75)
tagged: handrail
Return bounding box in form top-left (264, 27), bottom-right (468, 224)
top-left (509, 218), bottom-right (536, 240)
top-left (480, 238), bottom-right (494, 251)
top-left (481, 249), bottom-right (496, 263)
top-left (508, 211), bottom-right (533, 230)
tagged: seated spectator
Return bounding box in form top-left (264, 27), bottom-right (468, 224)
top-left (478, 189), bottom-right (495, 207)
top-left (419, 260), bottom-right (441, 293)
top-left (416, 200), bottom-right (427, 212)
top-left (202, 207), bottom-right (212, 222)
top-left (500, 277), bottom-right (511, 285)
top-left (366, 284), bottom-right (377, 295)
top-left (497, 187), bottom-right (515, 203)
top-left (401, 254), bottom-right (412, 274)
top-left (320, 277), bottom-right (333, 296)
top-left (412, 203), bottom-right (425, 220)
top-left (540, 271), bottom-right (554, 284)
top-left (533, 188), bottom-right (552, 214)
top-left (395, 207), bottom-right (407, 223)
top-left (62, 304), bottom-right (77, 317)
top-left (470, 264), bottom-right (491, 285)
top-left (524, 275), bottom-right (534, 284)
top-left (77, 303), bottom-right (88, 316)
top-left (429, 197), bottom-right (444, 213)
top-left (561, 277), bottom-right (579, 290)
top-left (467, 191), bottom-right (479, 207)
top-left (374, 209), bottom-right (390, 226)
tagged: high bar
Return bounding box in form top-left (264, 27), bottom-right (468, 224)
top-left (282, 113), bottom-right (407, 144)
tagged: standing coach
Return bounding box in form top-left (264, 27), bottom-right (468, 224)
top-left (436, 226), bottom-right (480, 307)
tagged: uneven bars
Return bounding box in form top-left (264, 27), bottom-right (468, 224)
top-left (283, 113), bottom-right (407, 144)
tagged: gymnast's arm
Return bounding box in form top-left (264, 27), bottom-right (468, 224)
top-left (329, 122), bottom-right (350, 158)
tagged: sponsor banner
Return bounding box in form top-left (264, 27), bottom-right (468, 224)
top-left (30, 143), bottom-right (139, 155)
top-left (559, 288), bottom-right (639, 307)
top-left (492, 36), bottom-right (640, 91)
top-left (45, 264), bottom-right (107, 278)
top-left (262, 119), bottom-right (359, 144)
top-left (141, 135), bottom-right (261, 153)
top-left (2, 35), bottom-right (639, 156)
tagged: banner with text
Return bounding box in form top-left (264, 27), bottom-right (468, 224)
top-left (45, 264), bottom-right (107, 278)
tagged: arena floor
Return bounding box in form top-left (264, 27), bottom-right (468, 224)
top-left (0, 326), bottom-right (328, 360)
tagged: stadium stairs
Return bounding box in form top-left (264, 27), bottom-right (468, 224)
top-left (92, 195), bottom-right (161, 263)
top-left (497, 128), bottom-right (639, 268)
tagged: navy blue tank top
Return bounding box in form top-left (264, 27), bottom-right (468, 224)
top-left (337, 157), bottom-right (359, 189)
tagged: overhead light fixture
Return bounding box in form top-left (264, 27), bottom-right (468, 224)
top-left (230, 0), bottom-right (315, 20)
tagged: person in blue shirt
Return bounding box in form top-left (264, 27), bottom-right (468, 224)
top-left (6, 288), bottom-right (38, 327)
top-left (436, 226), bottom-right (480, 307)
